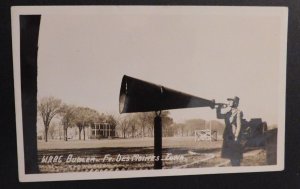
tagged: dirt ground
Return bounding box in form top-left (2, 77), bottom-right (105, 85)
top-left (37, 136), bottom-right (273, 173)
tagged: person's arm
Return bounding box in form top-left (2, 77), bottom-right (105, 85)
top-left (216, 105), bottom-right (226, 119)
top-left (234, 110), bottom-right (243, 141)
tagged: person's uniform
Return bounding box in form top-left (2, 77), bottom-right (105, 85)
top-left (217, 106), bottom-right (244, 166)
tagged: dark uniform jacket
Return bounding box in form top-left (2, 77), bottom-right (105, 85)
top-left (217, 107), bottom-right (243, 159)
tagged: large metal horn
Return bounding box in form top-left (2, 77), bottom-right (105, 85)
top-left (119, 75), bottom-right (215, 113)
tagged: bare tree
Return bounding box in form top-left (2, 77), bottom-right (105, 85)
top-left (173, 123), bottom-right (185, 136)
top-left (38, 97), bottom-right (62, 142)
top-left (48, 123), bottom-right (56, 140)
top-left (127, 115), bottom-right (138, 138)
top-left (184, 119), bottom-right (206, 136)
top-left (60, 104), bottom-right (76, 141)
top-left (130, 119), bottom-right (137, 138)
top-left (119, 117), bottom-right (131, 138)
top-left (74, 107), bottom-right (99, 140)
top-left (106, 114), bottom-right (117, 130)
top-left (135, 113), bottom-right (149, 138)
top-left (144, 111), bottom-right (173, 137)
top-left (161, 111), bottom-right (174, 137)
top-left (135, 112), bottom-right (154, 137)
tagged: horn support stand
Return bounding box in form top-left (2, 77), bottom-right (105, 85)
top-left (119, 75), bottom-right (216, 169)
top-left (154, 110), bottom-right (162, 169)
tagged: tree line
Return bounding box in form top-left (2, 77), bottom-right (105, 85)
top-left (38, 96), bottom-right (224, 142)
top-left (38, 96), bottom-right (111, 142)
top-left (37, 96), bottom-right (174, 142)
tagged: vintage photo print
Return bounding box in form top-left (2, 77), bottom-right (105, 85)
top-left (11, 6), bottom-right (288, 182)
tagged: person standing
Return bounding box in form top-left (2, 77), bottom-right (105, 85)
top-left (216, 96), bottom-right (243, 166)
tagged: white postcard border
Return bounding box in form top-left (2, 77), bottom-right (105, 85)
top-left (11, 6), bottom-right (288, 182)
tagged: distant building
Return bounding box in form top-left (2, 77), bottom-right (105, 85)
top-left (88, 122), bottom-right (116, 139)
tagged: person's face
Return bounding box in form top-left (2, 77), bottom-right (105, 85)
top-left (228, 100), bottom-right (234, 107)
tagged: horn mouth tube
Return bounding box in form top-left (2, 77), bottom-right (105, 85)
top-left (119, 75), bottom-right (215, 113)
top-left (119, 75), bottom-right (128, 113)
top-left (119, 94), bottom-right (127, 113)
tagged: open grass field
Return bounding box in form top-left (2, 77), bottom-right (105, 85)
top-left (37, 136), bottom-right (272, 173)
top-left (38, 137), bottom-right (222, 150)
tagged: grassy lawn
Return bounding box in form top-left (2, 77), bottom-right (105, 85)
top-left (38, 136), bottom-right (223, 150)
top-left (37, 136), bottom-right (272, 173)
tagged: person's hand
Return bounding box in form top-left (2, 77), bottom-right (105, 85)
top-left (222, 104), bottom-right (228, 108)
top-left (215, 103), bottom-right (228, 109)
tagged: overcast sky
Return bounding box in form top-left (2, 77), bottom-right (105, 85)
top-left (37, 7), bottom-right (286, 125)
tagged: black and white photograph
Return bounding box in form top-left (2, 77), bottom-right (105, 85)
top-left (11, 6), bottom-right (287, 182)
